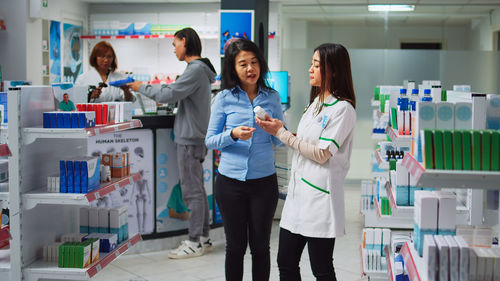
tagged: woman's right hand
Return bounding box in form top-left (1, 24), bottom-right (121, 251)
top-left (231, 126), bottom-right (256, 141)
top-left (90, 89), bottom-right (101, 99)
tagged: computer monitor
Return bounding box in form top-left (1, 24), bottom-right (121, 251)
top-left (265, 71), bottom-right (289, 104)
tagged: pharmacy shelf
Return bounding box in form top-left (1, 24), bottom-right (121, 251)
top-left (0, 247), bottom-right (10, 280)
top-left (386, 126), bottom-right (412, 148)
top-left (374, 150), bottom-right (389, 170)
top-left (401, 153), bottom-right (500, 189)
top-left (23, 173), bottom-right (141, 210)
top-left (372, 133), bottom-right (387, 140)
top-left (23, 120), bottom-right (142, 145)
top-left (24, 233), bottom-right (141, 281)
top-left (400, 242), bottom-right (425, 281)
top-left (361, 245), bottom-right (387, 280)
top-left (371, 99), bottom-right (380, 107)
top-left (81, 34), bottom-right (218, 40)
top-left (365, 201), bottom-right (413, 229)
top-left (0, 144), bottom-right (11, 157)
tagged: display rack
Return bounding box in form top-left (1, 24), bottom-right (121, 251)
top-left (360, 245), bottom-right (388, 281)
top-left (399, 242), bottom-right (424, 281)
top-left (386, 126), bottom-right (411, 148)
top-left (23, 173), bottom-right (141, 210)
top-left (401, 153), bottom-right (500, 189)
top-left (24, 233), bottom-right (141, 281)
top-left (23, 119), bottom-right (142, 145)
top-left (8, 86), bottom-right (143, 281)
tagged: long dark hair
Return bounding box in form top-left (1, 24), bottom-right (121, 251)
top-left (174, 27), bottom-right (202, 57)
top-left (309, 43), bottom-right (356, 113)
top-left (221, 39), bottom-right (270, 91)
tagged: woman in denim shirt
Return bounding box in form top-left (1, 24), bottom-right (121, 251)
top-left (205, 39), bottom-right (284, 281)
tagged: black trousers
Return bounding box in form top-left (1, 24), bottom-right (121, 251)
top-left (277, 228), bottom-right (337, 281)
top-left (215, 173), bottom-right (278, 281)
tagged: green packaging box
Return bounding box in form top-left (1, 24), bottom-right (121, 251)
top-left (433, 130), bottom-right (444, 169)
top-left (452, 131), bottom-right (463, 170)
top-left (443, 130), bottom-right (453, 170)
top-left (374, 87), bottom-right (380, 101)
top-left (462, 130), bottom-right (472, 170)
top-left (481, 130), bottom-right (491, 171)
top-left (423, 130), bottom-right (434, 169)
top-left (491, 130), bottom-right (499, 171)
top-left (472, 131), bottom-right (481, 171)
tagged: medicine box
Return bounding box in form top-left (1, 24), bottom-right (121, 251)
top-left (423, 235), bottom-right (437, 281)
top-left (79, 207), bottom-right (89, 234)
top-left (436, 191), bottom-right (456, 235)
top-left (414, 191), bottom-right (438, 256)
top-left (86, 233), bottom-right (118, 253)
top-left (455, 102), bottom-right (472, 129)
top-left (98, 207), bottom-right (109, 233)
top-left (89, 208), bottom-right (99, 234)
top-left (434, 235), bottom-right (449, 281)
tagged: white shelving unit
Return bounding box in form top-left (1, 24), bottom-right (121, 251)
top-left (386, 126), bottom-right (412, 149)
top-left (360, 245), bottom-right (388, 281)
top-left (7, 86), bottom-right (144, 281)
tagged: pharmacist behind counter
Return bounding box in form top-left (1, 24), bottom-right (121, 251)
top-left (75, 41), bottom-right (135, 103)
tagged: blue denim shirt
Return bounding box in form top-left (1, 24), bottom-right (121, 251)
top-left (205, 86), bottom-right (284, 181)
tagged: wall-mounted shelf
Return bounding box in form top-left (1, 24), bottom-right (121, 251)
top-left (23, 173), bottom-right (141, 210)
top-left (81, 34), bottom-right (218, 40)
top-left (24, 233), bottom-right (141, 281)
top-left (401, 153), bottom-right (500, 189)
top-left (23, 120), bottom-right (143, 145)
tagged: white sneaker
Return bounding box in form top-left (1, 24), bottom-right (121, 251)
top-left (200, 236), bottom-right (212, 252)
top-left (168, 240), bottom-right (204, 259)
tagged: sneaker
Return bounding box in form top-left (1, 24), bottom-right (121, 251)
top-left (200, 236), bottom-right (212, 252)
top-left (168, 240), bottom-right (204, 259)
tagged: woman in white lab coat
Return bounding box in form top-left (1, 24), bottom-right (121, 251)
top-left (75, 41), bottom-right (134, 102)
top-left (256, 43), bottom-right (356, 281)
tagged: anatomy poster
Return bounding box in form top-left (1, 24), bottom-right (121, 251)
top-left (62, 23), bottom-right (83, 83)
top-left (88, 129), bottom-right (154, 235)
top-left (156, 129), bottom-right (214, 233)
top-left (220, 10), bottom-right (254, 55)
top-left (49, 20), bottom-right (61, 83)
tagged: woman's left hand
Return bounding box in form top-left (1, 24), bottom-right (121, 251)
top-left (256, 115), bottom-right (283, 136)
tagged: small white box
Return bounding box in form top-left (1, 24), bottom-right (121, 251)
top-left (454, 102), bottom-right (473, 130)
top-left (472, 94), bottom-right (487, 130)
top-left (436, 191), bottom-right (457, 234)
top-left (98, 207), bottom-right (109, 233)
top-left (423, 235), bottom-right (437, 281)
top-left (444, 235), bottom-right (459, 281)
top-left (436, 102), bottom-right (455, 130)
top-left (469, 246), bottom-right (478, 281)
top-left (454, 235), bottom-right (470, 281)
top-left (89, 208), bottom-right (99, 233)
top-left (474, 247), bottom-right (487, 281)
top-left (374, 228), bottom-right (382, 254)
top-left (79, 207), bottom-right (89, 234)
top-left (434, 235), bottom-right (449, 281)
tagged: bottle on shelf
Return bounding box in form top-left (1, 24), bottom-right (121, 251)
top-left (398, 89), bottom-right (410, 136)
top-left (422, 89), bottom-right (432, 102)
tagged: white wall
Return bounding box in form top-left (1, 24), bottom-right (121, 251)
top-left (305, 22), bottom-right (470, 50)
top-left (0, 0), bottom-right (28, 81)
top-left (468, 8), bottom-right (500, 51)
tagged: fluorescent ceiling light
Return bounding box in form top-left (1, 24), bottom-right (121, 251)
top-left (368, 5), bottom-right (415, 12)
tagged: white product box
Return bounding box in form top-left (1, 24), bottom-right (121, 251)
top-left (89, 208), bottom-right (99, 233)
top-left (98, 208), bottom-right (109, 233)
top-left (374, 228), bottom-right (382, 254)
top-left (454, 102), bottom-right (473, 130)
top-left (79, 207), bottom-right (89, 234)
top-left (437, 191), bottom-right (457, 234)
top-left (423, 235), bottom-right (437, 281)
top-left (415, 191), bottom-right (438, 229)
top-left (474, 247), bottom-right (487, 281)
top-left (431, 86), bottom-right (442, 102)
top-left (396, 162), bottom-right (409, 187)
top-left (469, 246), bottom-right (478, 281)
top-left (436, 102), bottom-right (455, 130)
top-left (486, 94), bottom-right (500, 129)
top-left (444, 235), bottom-right (459, 281)
top-left (454, 235), bottom-right (469, 281)
top-left (416, 102), bottom-right (436, 129)
top-left (472, 94), bottom-right (487, 130)
top-left (434, 235), bottom-right (450, 281)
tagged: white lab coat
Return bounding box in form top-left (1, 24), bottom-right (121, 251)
top-left (75, 68), bottom-right (128, 102)
top-left (280, 95), bottom-right (356, 238)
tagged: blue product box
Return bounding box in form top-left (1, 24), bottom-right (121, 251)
top-left (108, 77), bottom-right (134, 87)
top-left (66, 161), bottom-right (74, 193)
top-left (118, 22), bottom-right (134, 35)
top-left (85, 233), bottom-right (117, 253)
top-left (409, 186), bottom-right (420, 206)
top-left (80, 160), bottom-right (87, 193)
top-left (56, 113), bottom-right (64, 128)
top-left (81, 157), bottom-right (100, 193)
top-left (63, 113), bottom-right (71, 128)
top-left (43, 113), bottom-right (50, 128)
top-left (84, 112), bottom-right (95, 128)
top-left (60, 160), bottom-right (67, 193)
top-left (0, 92), bottom-right (7, 123)
top-left (71, 113), bottom-right (79, 128)
top-left (50, 113), bottom-right (57, 128)
top-left (78, 113), bottom-right (86, 128)
top-left (396, 186), bottom-right (409, 206)
top-left (74, 161), bottom-right (81, 193)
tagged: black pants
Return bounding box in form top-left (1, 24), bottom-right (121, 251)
top-left (215, 173), bottom-right (278, 281)
top-left (277, 228), bottom-right (337, 281)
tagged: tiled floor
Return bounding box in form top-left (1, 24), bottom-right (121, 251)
top-left (93, 185), bottom-right (366, 281)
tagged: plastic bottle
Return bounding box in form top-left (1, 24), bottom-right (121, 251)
top-left (410, 89), bottom-right (419, 111)
top-left (398, 89), bottom-right (409, 135)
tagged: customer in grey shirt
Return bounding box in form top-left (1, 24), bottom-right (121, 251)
top-left (128, 27), bottom-right (216, 259)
